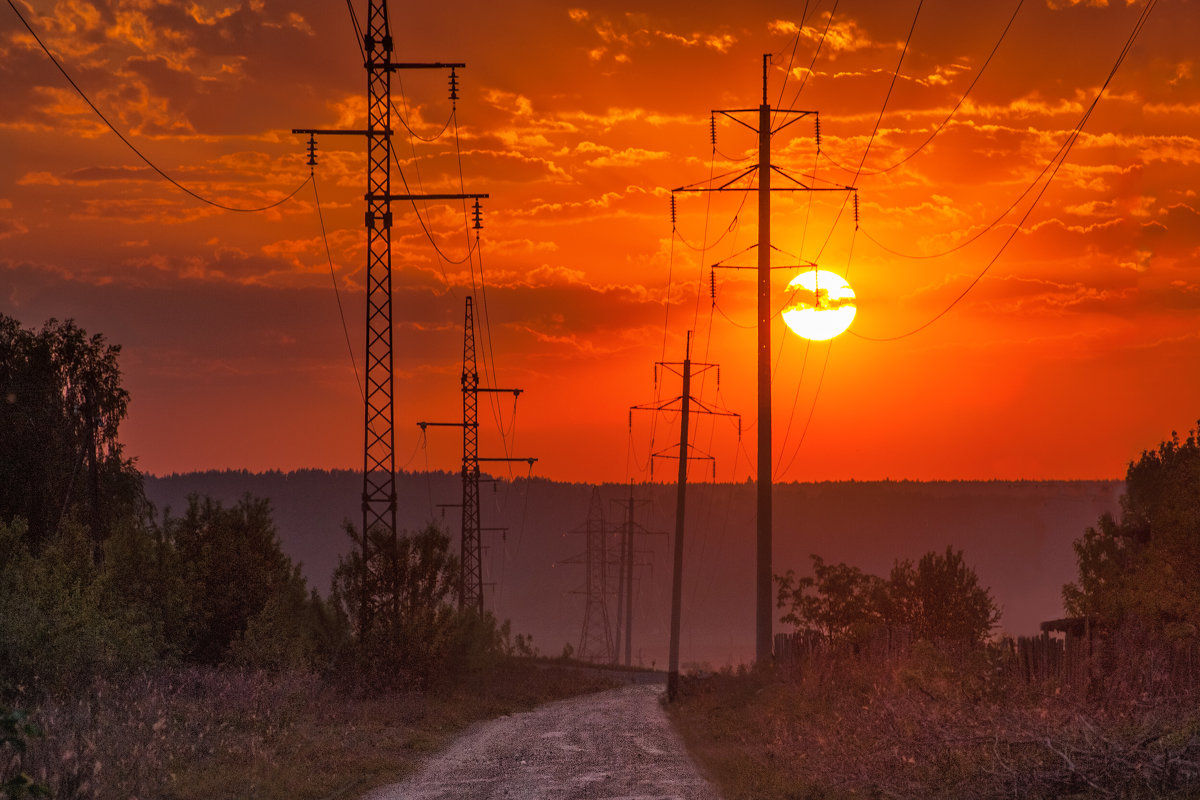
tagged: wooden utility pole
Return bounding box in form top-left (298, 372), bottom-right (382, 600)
top-left (631, 331), bottom-right (737, 701)
top-left (755, 59), bottom-right (773, 664)
top-left (667, 332), bottom-right (693, 701)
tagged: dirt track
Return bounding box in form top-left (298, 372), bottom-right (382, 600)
top-left (363, 684), bottom-right (723, 799)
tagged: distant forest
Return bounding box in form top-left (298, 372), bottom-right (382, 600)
top-left (145, 470), bottom-right (1121, 668)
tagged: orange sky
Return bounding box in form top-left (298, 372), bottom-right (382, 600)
top-left (2, 0), bottom-right (1197, 484)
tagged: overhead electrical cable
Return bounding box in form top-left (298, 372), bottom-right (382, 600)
top-left (815, 0), bottom-right (924, 262)
top-left (312, 174), bottom-right (364, 402)
top-left (393, 100), bottom-right (455, 143)
top-left (9, 0), bottom-right (310, 213)
top-left (784, 0), bottom-right (841, 112)
top-left (823, 0), bottom-right (1026, 177)
top-left (388, 145), bottom-right (478, 266)
top-left (777, 341), bottom-right (834, 477)
top-left (344, 0), bottom-right (365, 59)
top-left (854, 0), bottom-right (1158, 342)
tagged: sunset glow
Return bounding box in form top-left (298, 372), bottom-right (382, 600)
top-left (2, 0), bottom-right (1197, 483)
top-left (782, 270), bottom-right (856, 341)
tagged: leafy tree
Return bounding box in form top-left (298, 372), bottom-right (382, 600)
top-left (332, 522), bottom-right (506, 684)
top-left (1064, 423), bottom-right (1200, 640)
top-left (0, 518), bottom-right (158, 692)
top-left (158, 495), bottom-right (307, 664)
top-left (776, 549), bottom-right (999, 647)
top-left (1, 707), bottom-right (50, 799)
top-left (775, 555), bottom-right (888, 645)
top-left (0, 315), bottom-right (143, 556)
top-left (888, 547), bottom-right (1000, 646)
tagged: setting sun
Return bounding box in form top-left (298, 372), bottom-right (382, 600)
top-left (782, 269), bottom-right (856, 341)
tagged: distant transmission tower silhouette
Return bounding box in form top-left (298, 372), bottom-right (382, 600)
top-left (419, 296), bottom-right (533, 613)
top-left (294, 0), bottom-right (485, 636)
top-left (567, 487), bottom-right (616, 663)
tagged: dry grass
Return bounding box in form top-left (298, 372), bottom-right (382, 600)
top-left (8, 660), bottom-right (614, 800)
top-left (668, 647), bottom-right (1200, 799)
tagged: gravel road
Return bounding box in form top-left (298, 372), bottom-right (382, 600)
top-left (363, 683), bottom-right (724, 799)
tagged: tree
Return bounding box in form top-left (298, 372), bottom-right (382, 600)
top-left (888, 547), bottom-right (1000, 646)
top-left (776, 549), bottom-right (1000, 647)
top-left (0, 315), bottom-right (143, 556)
top-left (775, 555), bottom-right (888, 645)
top-left (159, 495), bottom-right (303, 664)
top-left (332, 522), bottom-right (504, 684)
top-left (1064, 423), bottom-right (1200, 640)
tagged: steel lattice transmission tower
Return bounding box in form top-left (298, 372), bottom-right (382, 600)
top-left (460, 296), bottom-right (482, 611)
top-left (419, 296), bottom-right (533, 613)
top-left (295, 0), bottom-right (486, 635)
top-left (360, 0), bottom-right (397, 628)
top-left (578, 487), bottom-right (615, 663)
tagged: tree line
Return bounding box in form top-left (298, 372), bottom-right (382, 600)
top-left (0, 315), bottom-right (518, 699)
top-left (5, 312), bottom-right (1198, 688)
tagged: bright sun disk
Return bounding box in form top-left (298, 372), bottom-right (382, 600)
top-left (782, 269), bottom-right (856, 340)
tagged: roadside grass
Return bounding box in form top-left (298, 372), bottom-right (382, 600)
top-left (10, 659), bottom-right (616, 800)
top-left (667, 644), bottom-right (1200, 799)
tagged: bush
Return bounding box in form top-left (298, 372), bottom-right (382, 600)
top-left (0, 519), bottom-right (158, 694)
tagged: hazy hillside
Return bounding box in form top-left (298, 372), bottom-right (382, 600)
top-left (144, 471), bottom-right (1121, 668)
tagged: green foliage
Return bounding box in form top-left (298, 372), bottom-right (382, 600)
top-left (1064, 423), bottom-right (1200, 639)
top-left (331, 522), bottom-right (510, 685)
top-left (0, 518), bottom-right (158, 693)
top-left (145, 494), bottom-right (339, 667)
top-left (164, 495), bottom-right (296, 663)
top-left (0, 315), bottom-right (143, 554)
top-left (776, 548), bottom-right (999, 647)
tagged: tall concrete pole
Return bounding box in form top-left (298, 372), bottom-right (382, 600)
top-left (667, 332), bottom-right (693, 701)
top-left (755, 56), bottom-right (773, 665)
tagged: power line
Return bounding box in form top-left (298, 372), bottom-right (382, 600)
top-left (783, 0), bottom-right (842, 113)
top-left (8, 0), bottom-right (310, 213)
top-left (853, 0), bottom-right (1158, 342)
top-left (312, 174), bottom-right (364, 402)
top-left (822, 0), bottom-right (1026, 177)
top-left (815, 0), bottom-right (924, 263)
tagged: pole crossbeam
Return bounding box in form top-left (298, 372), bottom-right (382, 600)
top-left (377, 193), bottom-right (489, 202)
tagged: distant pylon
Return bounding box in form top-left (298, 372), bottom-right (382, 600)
top-left (578, 487), bottom-right (615, 663)
top-left (418, 295), bottom-right (534, 614)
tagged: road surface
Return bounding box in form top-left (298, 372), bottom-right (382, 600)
top-left (363, 684), bottom-right (723, 799)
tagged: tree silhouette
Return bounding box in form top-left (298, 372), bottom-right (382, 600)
top-left (0, 315), bottom-right (142, 557)
top-left (1064, 423), bottom-right (1200, 640)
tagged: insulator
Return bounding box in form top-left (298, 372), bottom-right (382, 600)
top-left (814, 116), bottom-right (821, 151)
top-left (472, 198), bottom-right (483, 230)
top-left (670, 194), bottom-right (677, 226)
top-left (306, 134), bottom-right (317, 167)
top-left (709, 114), bottom-right (717, 147)
top-left (853, 192), bottom-right (860, 229)
top-left (449, 68), bottom-right (459, 103)
top-left (710, 269), bottom-right (716, 299)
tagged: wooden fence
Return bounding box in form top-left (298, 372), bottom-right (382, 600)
top-left (775, 623), bottom-right (1200, 700)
